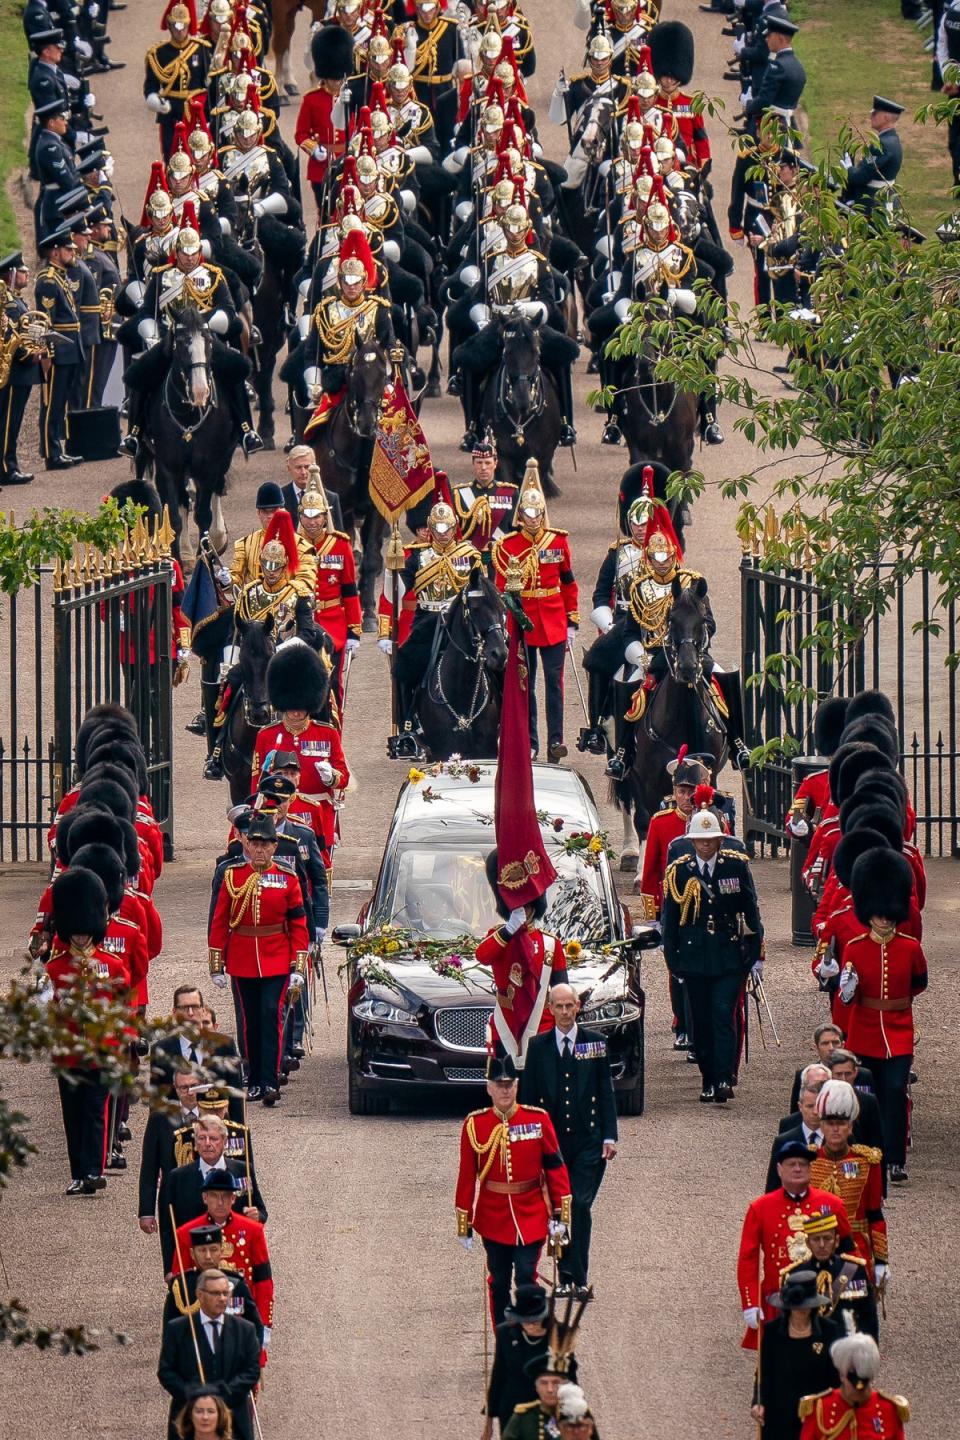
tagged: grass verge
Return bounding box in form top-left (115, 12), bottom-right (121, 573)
top-left (0, 0), bottom-right (30, 254)
top-left (793, 0), bottom-right (950, 236)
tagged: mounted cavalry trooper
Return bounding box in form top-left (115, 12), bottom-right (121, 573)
top-left (548, 30), bottom-right (630, 194)
top-left (384, 496), bottom-right (483, 759)
top-left (586, 0), bottom-right (656, 78)
top-left (452, 195), bottom-right (579, 453)
top-left (144, 0), bottom-right (212, 160)
top-left (121, 200), bottom-right (263, 459)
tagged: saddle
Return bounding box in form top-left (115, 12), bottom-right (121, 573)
top-left (625, 671), bottom-right (729, 725)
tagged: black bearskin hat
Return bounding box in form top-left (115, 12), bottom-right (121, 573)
top-left (850, 848), bottom-right (912, 926)
top-left (75, 704), bottom-right (138, 774)
top-left (405, 490), bottom-right (434, 534)
top-left (312, 23), bottom-right (355, 80)
top-left (85, 736), bottom-right (149, 795)
top-left (813, 697), bottom-right (849, 758)
top-left (78, 775), bottom-right (135, 820)
top-left (484, 850), bottom-right (547, 923)
top-left (839, 796), bottom-right (903, 851)
top-left (51, 867), bottom-right (109, 944)
top-left (845, 689), bottom-right (896, 728)
top-left (69, 842), bottom-right (126, 912)
top-left (617, 460), bottom-right (670, 536)
top-left (116, 817), bottom-right (142, 880)
top-left (81, 763), bottom-right (139, 813)
top-left (649, 21), bottom-right (694, 86)
top-left (109, 478), bottom-right (164, 525)
top-left (833, 745), bottom-right (891, 808)
top-left (839, 715), bottom-right (899, 764)
top-left (854, 765), bottom-right (907, 816)
top-left (828, 742), bottom-right (882, 806)
top-left (62, 806), bottom-right (126, 861)
top-left (832, 827), bottom-right (894, 889)
top-left (266, 641), bottom-right (330, 716)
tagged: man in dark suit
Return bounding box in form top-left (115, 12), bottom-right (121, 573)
top-left (282, 443), bottom-right (343, 530)
top-left (139, 1071), bottom-right (202, 1239)
top-left (788, 1029), bottom-right (878, 1112)
top-left (158, 1118), bottom-right (267, 1275)
top-left (151, 983), bottom-right (244, 1122)
top-left (158, 1268), bottom-right (261, 1440)
top-left (765, 1062), bottom-right (885, 1191)
top-left (520, 984), bottom-right (618, 1293)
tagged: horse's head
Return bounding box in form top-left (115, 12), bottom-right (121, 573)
top-left (499, 311), bottom-right (542, 415)
top-left (236, 614), bottom-right (276, 727)
top-left (666, 579), bottom-right (711, 686)
top-left (581, 95), bottom-right (616, 165)
top-left (459, 568), bottom-right (508, 676)
top-left (347, 339), bottom-right (390, 438)
top-left (172, 305), bottom-right (213, 408)
top-left (671, 190), bottom-right (704, 248)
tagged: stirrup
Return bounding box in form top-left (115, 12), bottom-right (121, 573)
top-left (203, 755), bottom-right (225, 781)
top-left (604, 749), bottom-right (627, 779)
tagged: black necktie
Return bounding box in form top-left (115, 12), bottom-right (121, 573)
top-left (188, 1044), bottom-right (199, 1065)
top-left (209, 1320), bottom-right (221, 1354)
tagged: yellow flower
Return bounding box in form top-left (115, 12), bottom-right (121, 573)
top-left (565, 940), bottom-right (582, 959)
top-left (588, 835), bottom-right (604, 854)
top-left (384, 940), bottom-right (401, 954)
top-left (408, 767), bottom-right (425, 784)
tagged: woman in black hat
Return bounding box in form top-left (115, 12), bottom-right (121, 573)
top-left (750, 1270), bottom-right (841, 1439)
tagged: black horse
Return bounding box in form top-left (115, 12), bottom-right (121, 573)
top-left (309, 339), bottom-right (391, 631)
top-left (136, 306), bottom-right (237, 566)
top-left (478, 312), bottom-right (563, 499)
top-left (611, 583), bottom-right (727, 865)
top-left (250, 252), bottom-right (287, 450)
top-left (416, 571), bottom-right (508, 760)
top-left (613, 304), bottom-right (699, 475)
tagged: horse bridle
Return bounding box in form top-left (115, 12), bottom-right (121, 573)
top-left (430, 590), bottom-right (505, 731)
top-left (497, 327), bottom-right (545, 445)
top-left (163, 339), bottom-right (216, 441)
top-left (663, 624), bottom-right (709, 688)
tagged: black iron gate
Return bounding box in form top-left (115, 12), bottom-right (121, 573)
top-left (0, 518), bottom-right (175, 863)
top-left (740, 517), bottom-right (960, 859)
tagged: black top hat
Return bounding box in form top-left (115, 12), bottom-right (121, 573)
top-left (257, 772), bottom-right (297, 802)
top-left (311, 23), bottom-right (356, 81)
top-left (523, 1351), bottom-right (565, 1380)
top-left (775, 1137), bottom-right (815, 1165)
top-left (69, 842), bottom-right (126, 913)
top-left (486, 1052), bottom-right (520, 1083)
top-left (51, 867), bottom-right (109, 944)
top-left (255, 481), bottom-right (284, 509)
top-left (649, 21), bottom-right (695, 85)
top-left (246, 813), bottom-right (278, 843)
top-left (200, 1168), bottom-right (239, 1192)
top-left (189, 1225), bottom-right (223, 1247)
top-left (266, 642), bottom-right (330, 717)
top-left (813, 696), bottom-right (850, 758)
top-left (872, 96), bottom-right (904, 116)
top-left (503, 1284), bottom-right (549, 1325)
top-left (850, 848), bottom-right (913, 926)
top-left (771, 1269), bottom-right (831, 1311)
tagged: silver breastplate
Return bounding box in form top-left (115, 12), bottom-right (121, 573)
top-left (489, 250), bottom-right (538, 306)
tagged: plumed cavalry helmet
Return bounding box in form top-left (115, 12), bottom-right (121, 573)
top-left (260, 509), bottom-right (299, 577)
top-left (387, 62), bottom-right (413, 92)
top-left (428, 501), bottom-right (456, 535)
top-left (588, 33), bottom-right (614, 65)
top-left (502, 201), bottom-right (530, 240)
top-left (236, 106), bottom-right (262, 139)
top-left (480, 27), bottom-right (503, 63)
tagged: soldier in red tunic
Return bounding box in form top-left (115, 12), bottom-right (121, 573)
top-left (785, 696), bottom-right (849, 837)
top-left (295, 25), bottom-right (353, 212)
top-left (174, 1170), bottom-right (274, 1331)
top-left (208, 812), bottom-right (310, 1105)
top-left (455, 1054), bottom-right (572, 1325)
top-left (737, 1137), bottom-right (852, 1349)
top-left (252, 642), bottom-right (349, 862)
top-left (296, 481), bottom-right (362, 704)
top-left (839, 849), bottom-right (928, 1183)
top-left (799, 1334), bottom-right (909, 1439)
top-left (649, 23), bottom-right (712, 172)
top-left (492, 470), bottom-right (579, 762)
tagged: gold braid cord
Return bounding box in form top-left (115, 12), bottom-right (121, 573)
top-left (665, 864), bottom-right (701, 926)
top-left (146, 41), bottom-right (208, 99)
top-left (226, 868), bottom-right (261, 930)
top-left (413, 547), bottom-right (474, 597)
top-left (312, 296), bottom-right (385, 366)
top-left (466, 1114), bottom-right (510, 1189)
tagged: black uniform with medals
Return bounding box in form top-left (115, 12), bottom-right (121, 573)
top-left (781, 1251), bottom-right (880, 1340)
top-left (35, 255), bottom-right (84, 462)
top-left (0, 278), bottom-right (43, 483)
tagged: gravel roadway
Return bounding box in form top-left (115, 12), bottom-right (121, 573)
top-left (1, 2), bottom-right (958, 1435)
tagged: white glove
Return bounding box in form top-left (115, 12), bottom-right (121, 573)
top-left (218, 217), bottom-right (233, 236)
top-left (212, 973), bottom-right (229, 989)
top-left (743, 1307), bottom-right (762, 1330)
top-left (469, 302), bottom-right (491, 329)
top-left (288, 971), bottom-right (305, 992)
top-left (548, 1219), bottom-right (569, 1243)
top-left (125, 280), bottom-right (145, 308)
top-left (316, 760), bottom-right (335, 786)
top-left (458, 1234), bottom-right (473, 1251)
top-left (874, 1263), bottom-right (890, 1286)
top-left (566, 625), bottom-right (578, 647)
top-left (262, 1325), bottom-right (272, 1347)
top-left (137, 318), bottom-right (159, 344)
top-left (146, 93), bottom-right (172, 115)
top-left (787, 815), bottom-right (809, 837)
top-left (315, 929), bottom-right (326, 946)
top-left (590, 605), bottom-right (614, 633)
top-left (817, 956), bottom-right (840, 981)
top-left (505, 907), bottom-right (526, 935)
top-left (750, 960), bottom-right (764, 982)
top-left (399, 188), bottom-right (417, 215)
top-left (517, 301), bottom-right (547, 324)
top-left (312, 145), bottom-right (328, 162)
top-left (377, 637), bottom-right (393, 656)
top-left (459, 264), bottom-right (480, 289)
top-left (216, 568), bottom-right (231, 586)
top-left (839, 963), bottom-right (859, 1004)
top-left (208, 309), bottom-right (230, 336)
top-left (382, 239), bottom-right (401, 263)
top-left (75, 38), bottom-right (93, 59)
top-left (345, 637), bottom-right (360, 655)
top-left (614, 297), bottom-right (632, 323)
top-left (665, 287), bottom-right (697, 316)
top-left (84, 92), bottom-right (96, 108)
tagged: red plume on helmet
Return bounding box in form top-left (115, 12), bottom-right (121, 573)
top-left (140, 161), bottom-right (170, 226)
top-left (369, 80), bottom-right (389, 113)
top-left (626, 94), bottom-right (642, 124)
top-left (264, 509), bottom-right (300, 575)
top-left (339, 228), bottom-right (377, 288)
top-left (370, 9), bottom-right (389, 37)
top-left (484, 75), bottom-right (506, 108)
top-left (491, 155), bottom-right (512, 186)
top-left (433, 470), bottom-right (454, 508)
top-left (341, 154), bottom-right (360, 188)
top-left (633, 147), bottom-right (657, 182)
top-left (229, 1), bottom-right (252, 41)
top-left (390, 35), bottom-right (407, 66)
top-left (162, 0), bottom-right (199, 33)
top-left (339, 184), bottom-right (361, 216)
top-left (178, 199), bottom-right (199, 233)
top-left (693, 783), bottom-right (715, 810)
top-left (243, 76), bottom-right (262, 112)
top-left (504, 96), bottom-right (526, 131)
top-left (639, 464), bottom-right (683, 560)
top-left (169, 120), bottom-right (190, 157)
top-left (187, 95), bottom-right (218, 165)
top-left (637, 43), bottom-right (653, 73)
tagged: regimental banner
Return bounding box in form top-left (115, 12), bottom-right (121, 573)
top-left (368, 373), bottom-right (436, 524)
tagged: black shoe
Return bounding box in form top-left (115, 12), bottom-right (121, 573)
top-left (285, 1056), bottom-right (301, 1072)
top-left (703, 420), bottom-right (724, 445)
top-left (84, 1173), bottom-right (107, 1190)
top-left (247, 1086), bottom-right (263, 1103)
top-left (601, 419), bottom-right (623, 445)
top-left (889, 1164), bottom-right (908, 1184)
top-left (686, 1050), bottom-right (699, 1064)
top-left (547, 741), bottom-right (568, 763)
top-left (673, 1031), bottom-right (689, 1050)
top-left (446, 373), bottom-right (462, 396)
top-left (699, 1085), bottom-right (716, 1103)
top-left (107, 1148), bottom-right (127, 1170)
top-left (46, 451), bottom-right (82, 470)
top-left (395, 730), bottom-right (424, 759)
top-left (577, 726), bottom-right (606, 756)
top-left (558, 424), bottom-right (577, 447)
top-left (604, 751), bottom-right (627, 780)
top-left (120, 433), bottom-right (139, 458)
top-left (203, 756), bottom-right (225, 781)
top-left (277, 1070), bottom-right (290, 1086)
top-left (554, 1282), bottom-right (575, 1298)
top-left (262, 1087), bottom-right (281, 1106)
top-left (1, 468), bottom-right (33, 485)
top-left (715, 1081), bottom-right (734, 1104)
top-left (185, 712), bottom-right (207, 736)
top-left (459, 429), bottom-right (478, 453)
top-left (731, 739), bottom-right (752, 771)
top-left (117, 1122), bottom-right (132, 1142)
top-left (292, 1042), bottom-right (306, 1059)
top-left (283, 434), bottom-right (296, 454)
top-left (241, 429), bottom-right (264, 457)
top-left (66, 1179), bottom-right (87, 1196)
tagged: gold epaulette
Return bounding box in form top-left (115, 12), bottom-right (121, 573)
top-left (797, 1392), bottom-right (832, 1422)
top-left (877, 1392), bottom-right (910, 1422)
top-left (718, 846), bottom-right (750, 863)
top-left (541, 526), bottom-right (569, 539)
top-left (513, 1401), bottom-right (541, 1414)
top-left (655, 799), bottom-right (678, 813)
top-left (850, 1143), bottom-right (883, 1166)
top-left (568, 71), bottom-right (588, 83)
top-left (293, 790), bottom-right (322, 810)
top-left (330, 529), bottom-right (351, 542)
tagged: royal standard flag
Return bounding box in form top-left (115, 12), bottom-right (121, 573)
top-left (368, 372), bottom-right (436, 525)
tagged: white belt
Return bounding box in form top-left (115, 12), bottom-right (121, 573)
top-left (418, 598), bottom-right (451, 612)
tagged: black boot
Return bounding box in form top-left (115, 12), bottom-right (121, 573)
top-left (459, 371), bottom-right (479, 452)
top-left (228, 380), bottom-right (263, 455)
top-left (556, 366), bottom-right (577, 446)
top-left (605, 679), bottom-right (636, 778)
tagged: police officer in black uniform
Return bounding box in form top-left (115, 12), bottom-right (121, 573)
top-left (743, 13), bottom-right (806, 135)
top-left (842, 98), bottom-right (904, 212)
top-left (661, 801), bottom-right (763, 1105)
top-left (35, 221), bottom-right (84, 468)
top-left (520, 983), bottom-right (618, 1292)
top-left (0, 251), bottom-right (43, 487)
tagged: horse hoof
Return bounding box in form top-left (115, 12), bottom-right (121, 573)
top-left (424, 380), bottom-right (441, 399)
top-left (619, 851), bottom-right (639, 872)
top-left (277, 92), bottom-right (290, 106)
top-left (261, 434), bottom-right (276, 452)
top-left (362, 616), bottom-right (379, 634)
top-left (285, 82), bottom-right (300, 96)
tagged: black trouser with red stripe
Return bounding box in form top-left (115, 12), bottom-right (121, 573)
top-left (526, 640), bottom-right (566, 752)
top-left (232, 974), bottom-right (290, 1091)
top-left (56, 1067), bottom-right (108, 1180)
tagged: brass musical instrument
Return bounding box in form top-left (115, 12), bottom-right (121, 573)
top-left (99, 286), bottom-right (118, 338)
top-left (0, 280), bottom-right (52, 386)
top-left (761, 190), bottom-right (798, 278)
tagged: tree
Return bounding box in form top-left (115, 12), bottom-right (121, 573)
top-left (0, 501), bottom-right (136, 599)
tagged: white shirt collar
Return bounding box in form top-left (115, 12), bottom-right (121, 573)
top-left (199, 1156), bottom-right (226, 1179)
top-left (556, 1023), bottom-right (577, 1054)
top-left (179, 1035), bottom-right (205, 1060)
